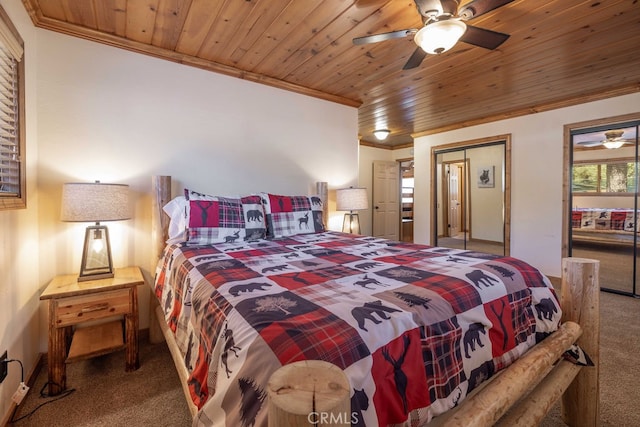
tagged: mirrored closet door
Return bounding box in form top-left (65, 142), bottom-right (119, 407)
top-left (569, 118), bottom-right (640, 296)
top-left (432, 137), bottom-right (510, 256)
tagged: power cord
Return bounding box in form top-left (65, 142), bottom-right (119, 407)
top-left (6, 358), bottom-right (75, 424)
top-left (10, 383), bottom-right (76, 423)
top-left (6, 359), bottom-right (27, 404)
top-left (6, 358), bottom-right (23, 382)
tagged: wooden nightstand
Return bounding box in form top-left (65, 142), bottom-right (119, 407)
top-left (40, 266), bottom-right (143, 395)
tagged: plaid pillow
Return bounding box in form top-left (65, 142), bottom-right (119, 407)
top-left (184, 189), bottom-right (266, 244)
top-left (260, 192), bottom-right (324, 238)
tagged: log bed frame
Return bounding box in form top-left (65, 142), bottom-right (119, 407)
top-left (572, 228), bottom-right (636, 246)
top-left (148, 176), bottom-right (600, 427)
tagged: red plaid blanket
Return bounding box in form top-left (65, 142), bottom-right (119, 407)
top-left (154, 231), bottom-right (561, 427)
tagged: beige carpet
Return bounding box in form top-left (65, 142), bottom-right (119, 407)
top-left (9, 291), bottom-right (640, 426)
top-left (9, 338), bottom-right (192, 426)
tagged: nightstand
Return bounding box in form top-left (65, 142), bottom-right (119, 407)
top-left (40, 266), bottom-right (143, 395)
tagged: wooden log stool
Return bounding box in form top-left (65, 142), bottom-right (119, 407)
top-left (268, 360), bottom-right (351, 427)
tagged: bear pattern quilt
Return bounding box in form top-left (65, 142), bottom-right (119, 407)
top-left (572, 208), bottom-right (638, 232)
top-left (154, 231), bottom-right (561, 427)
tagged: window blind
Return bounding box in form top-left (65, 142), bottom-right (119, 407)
top-left (0, 37), bottom-right (19, 196)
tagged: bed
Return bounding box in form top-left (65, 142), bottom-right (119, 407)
top-left (572, 208), bottom-right (638, 245)
top-left (149, 176), bottom-right (600, 427)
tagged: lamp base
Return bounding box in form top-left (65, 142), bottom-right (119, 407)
top-left (341, 212), bottom-right (361, 235)
top-left (78, 272), bottom-right (114, 282)
top-left (79, 224), bottom-right (114, 282)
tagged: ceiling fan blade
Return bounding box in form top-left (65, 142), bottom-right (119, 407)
top-left (353, 29), bottom-right (417, 45)
top-left (459, 25), bottom-right (510, 49)
top-left (403, 46), bottom-right (428, 70)
top-left (458, 0), bottom-right (515, 19)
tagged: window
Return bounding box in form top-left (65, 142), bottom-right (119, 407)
top-left (572, 160), bottom-right (637, 194)
top-left (0, 5), bottom-right (24, 210)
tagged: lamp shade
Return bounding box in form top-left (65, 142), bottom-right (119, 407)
top-left (336, 188), bottom-right (369, 211)
top-left (61, 182), bottom-right (130, 222)
top-left (414, 19), bottom-right (467, 55)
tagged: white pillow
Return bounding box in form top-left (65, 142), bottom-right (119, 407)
top-left (162, 196), bottom-right (187, 242)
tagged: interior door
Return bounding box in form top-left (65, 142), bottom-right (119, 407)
top-left (372, 160), bottom-right (400, 240)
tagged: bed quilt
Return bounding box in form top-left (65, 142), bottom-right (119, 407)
top-left (154, 231), bottom-right (561, 427)
top-left (572, 208), bottom-right (638, 232)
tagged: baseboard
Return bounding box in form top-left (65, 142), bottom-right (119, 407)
top-left (139, 327), bottom-right (150, 343)
top-left (1, 352), bottom-right (44, 427)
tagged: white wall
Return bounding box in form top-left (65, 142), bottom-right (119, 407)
top-left (0, 0), bottom-right (39, 420)
top-left (413, 92), bottom-right (640, 277)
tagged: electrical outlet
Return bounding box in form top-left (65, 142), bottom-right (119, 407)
top-left (0, 351), bottom-right (7, 383)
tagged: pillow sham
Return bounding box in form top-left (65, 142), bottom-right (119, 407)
top-left (260, 192), bottom-right (324, 238)
top-left (184, 189), bottom-right (267, 244)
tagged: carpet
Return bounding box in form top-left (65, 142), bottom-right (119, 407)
top-left (9, 338), bottom-right (192, 426)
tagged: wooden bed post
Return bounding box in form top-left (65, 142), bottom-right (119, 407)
top-left (560, 257), bottom-right (600, 427)
top-left (316, 181), bottom-right (329, 227)
top-left (149, 175), bottom-right (171, 344)
top-left (268, 360), bottom-right (350, 427)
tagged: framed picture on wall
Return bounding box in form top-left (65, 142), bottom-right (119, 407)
top-left (477, 166), bottom-right (495, 188)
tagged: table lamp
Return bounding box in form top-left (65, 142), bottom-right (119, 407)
top-left (61, 181), bottom-right (130, 281)
top-left (336, 187), bottom-right (368, 234)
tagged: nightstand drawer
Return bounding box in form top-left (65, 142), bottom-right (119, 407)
top-left (55, 289), bottom-right (131, 327)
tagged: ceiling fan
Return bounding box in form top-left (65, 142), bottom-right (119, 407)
top-left (575, 130), bottom-right (636, 149)
top-left (353, 0), bottom-right (515, 70)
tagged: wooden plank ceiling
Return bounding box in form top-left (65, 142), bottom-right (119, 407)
top-left (21, 0), bottom-right (640, 148)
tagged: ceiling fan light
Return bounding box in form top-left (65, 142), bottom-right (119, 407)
top-left (414, 19), bottom-right (467, 55)
top-left (374, 129), bottom-right (390, 140)
top-left (603, 140), bottom-right (625, 149)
